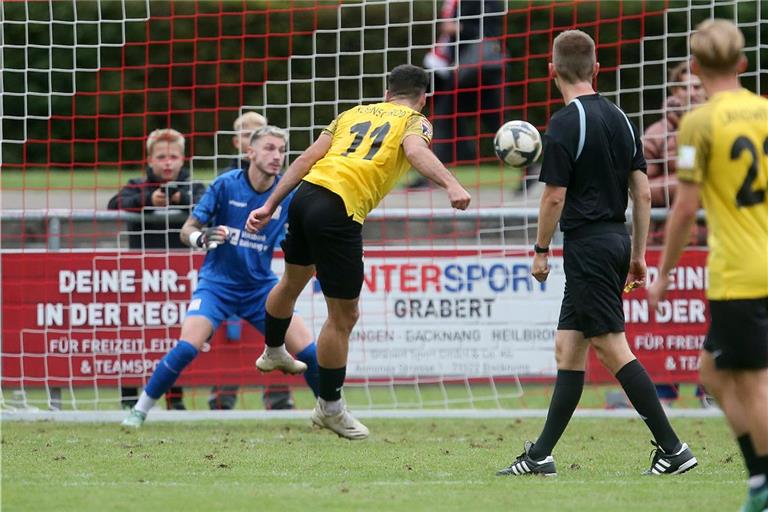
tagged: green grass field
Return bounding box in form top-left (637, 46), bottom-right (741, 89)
top-left (1, 417), bottom-right (745, 512)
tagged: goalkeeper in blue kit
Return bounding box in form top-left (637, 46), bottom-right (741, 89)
top-left (122, 126), bottom-right (319, 427)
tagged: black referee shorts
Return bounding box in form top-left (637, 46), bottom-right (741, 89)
top-left (558, 223), bottom-right (630, 339)
top-left (281, 181), bottom-right (364, 300)
top-left (704, 297), bottom-right (768, 370)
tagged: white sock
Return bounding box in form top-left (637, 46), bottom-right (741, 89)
top-left (134, 391), bottom-right (157, 414)
top-left (749, 474), bottom-right (767, 490)
top-left (265, 345), bottom-right (289, 358)
top-left (319, 398), bottom-right (343, 415)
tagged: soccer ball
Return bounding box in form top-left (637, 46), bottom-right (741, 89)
top-left (494, 120), bottom-right (542, 167)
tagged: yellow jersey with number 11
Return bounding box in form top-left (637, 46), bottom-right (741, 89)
top-left (303, 102), bottom-right (432, 224)
top-left (676, 88), bottom-right (768, 300)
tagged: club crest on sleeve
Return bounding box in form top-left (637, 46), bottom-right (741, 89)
top-left (677, 145), bottom-right (696, 169)
top-left (421, 119), bottom-right (433, 138)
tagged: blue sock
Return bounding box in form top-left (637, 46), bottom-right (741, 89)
top-left (145, 341), bottom-right (198, 400)
top-left (296, 342), bottom-right (319, 397)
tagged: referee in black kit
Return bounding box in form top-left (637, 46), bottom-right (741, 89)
top-left (497, 29), bottom-right (697, 477)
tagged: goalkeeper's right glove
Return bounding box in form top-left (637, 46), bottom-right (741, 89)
top-left (190, 226), bottom-right (229, 250)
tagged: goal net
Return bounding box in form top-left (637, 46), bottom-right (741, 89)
top-left (2, 0), bottom-right (766, 414)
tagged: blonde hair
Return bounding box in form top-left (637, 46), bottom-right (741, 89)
top-left (233, 111), bottom-right (267, 131)
top-left (690, 19), bottom-right (744, 73)
top-left (249, 125), bottom-right (288, 146)
top-left (146, 128), bottom-right (185, 155)
top-left (552, 30), bottom-right (596, 84)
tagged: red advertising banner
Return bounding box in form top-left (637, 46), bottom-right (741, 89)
top-left (1, 248), bottom-right (709, 388)
top-left (0, 251), bottom-right (293, 388)
top-left (592, 249), bottom-right (709, 383)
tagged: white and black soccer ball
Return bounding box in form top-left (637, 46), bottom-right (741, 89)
top-left (494, 120), bottom-right (542, 167)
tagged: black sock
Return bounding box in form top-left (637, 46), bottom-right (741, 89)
top-left (756, 455), bottom-right (768, 482)
top-left (528, 370), bottom-right (585, 460)
top-left (265, 312), bottom-right (292, 347)
top-left (318, 366), bottom-right (346, 402)
top-left (616, 360), bottom-right (681, 454)
top-left (738, 434), bottom-right (759, 477)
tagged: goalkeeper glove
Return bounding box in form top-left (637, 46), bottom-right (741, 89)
top-left (190, 226), bottom-right (229, 250)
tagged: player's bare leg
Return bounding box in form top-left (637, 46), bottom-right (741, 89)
top-left (733, 370), bottom-right (768, 455)
top-left (257, 264), bottom-right (315, 375)
top-left (699, 351), bottom-right (750, 436)
top-left (736, 370), bottom-right (768, 510)
top-left (702, 352), bottom-right (768, 509)
top-left (311, 296), bottom-right (368, 440)
top-left (589, 332), bottom-right (635, 374)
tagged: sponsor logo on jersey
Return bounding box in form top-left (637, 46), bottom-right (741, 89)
top-left (228, 227), bottom-right (242, 245)
top-left (228, 199), bottom-right (247, 208)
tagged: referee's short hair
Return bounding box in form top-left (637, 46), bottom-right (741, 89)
top-left (387, 64), bottom-right (429, 101)
top-left (691, 19), bottom-right (744, 73)
top-left (249, 125), bottom-right (288, 146)
top-left (552, 30), bottom-right (596, 84)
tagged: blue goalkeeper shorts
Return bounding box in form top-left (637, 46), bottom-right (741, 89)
top-left (185, 277), bottom-right (278, 333)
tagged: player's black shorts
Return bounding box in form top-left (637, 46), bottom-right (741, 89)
top-left (704, 297), bottom-right (768, 370)
top-left (281, 181), bottom-right (364, 300)
top-left (557, 223), bottom-right (630, 338)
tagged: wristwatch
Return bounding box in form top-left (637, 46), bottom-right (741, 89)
top-left (533, 243), bottom-right (550, 254)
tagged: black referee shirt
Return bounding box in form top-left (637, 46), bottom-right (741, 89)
top-left (539, 93), bottom-right (646, 233)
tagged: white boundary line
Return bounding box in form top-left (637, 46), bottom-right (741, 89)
top-left (1, 408), bottom-right (722, 423)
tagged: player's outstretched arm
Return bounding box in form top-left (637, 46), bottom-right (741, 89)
top-left (626, 170), bottom-right (652, 291)
top-left (246, 133), bottom-right (333, 233)
top-left (647, 180), bottom-right (700, 309)
top-left (402, 135), bottom-right (471, 210)
top-left (181, 216), bottom-right (229, 250)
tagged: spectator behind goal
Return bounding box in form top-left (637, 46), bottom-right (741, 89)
top-left (219, 111), bottom-right (267, 175)
top-left (108, 128), bottom-right (204, 410)
top-left (642, 61), bottom-right (706, 246)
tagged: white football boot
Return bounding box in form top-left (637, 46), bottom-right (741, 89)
top-left (255, 347), bottom-right (307, 375)
top-left (311, 402), bottom-right (369, 440)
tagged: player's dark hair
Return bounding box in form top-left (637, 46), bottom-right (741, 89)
top-left (387, 64), bottom-right (429, 100)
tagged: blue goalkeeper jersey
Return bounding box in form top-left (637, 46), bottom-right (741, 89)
top-left (192, 169), bottom-right (294, 288)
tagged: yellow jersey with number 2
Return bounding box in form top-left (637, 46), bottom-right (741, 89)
top-left (303, 102), bottom-right (432, 224)
top-left (676, 88), bottom-right (768, 300)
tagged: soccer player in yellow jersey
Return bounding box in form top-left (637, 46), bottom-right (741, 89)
top-left (246, 64), bottom-right (471, 439)
top-left (648, 20), bottom-right (768, 512)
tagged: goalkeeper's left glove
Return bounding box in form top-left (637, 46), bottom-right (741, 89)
top-left (190, 226), bottom-right (229, 250)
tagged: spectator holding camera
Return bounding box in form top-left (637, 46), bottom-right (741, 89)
top-left (108, 128), bottom-right (205, 409)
